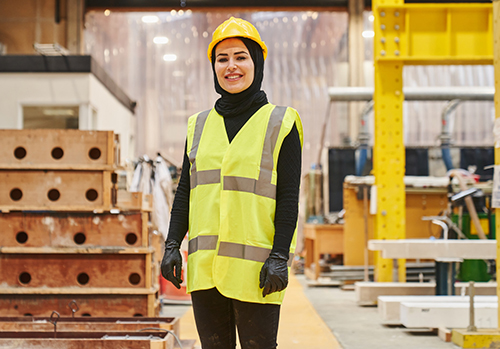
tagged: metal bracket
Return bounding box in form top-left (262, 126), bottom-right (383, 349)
top-left (49, 311), bottom-right (60, 338)
top-left (68, 300), bottom-right (79, 318)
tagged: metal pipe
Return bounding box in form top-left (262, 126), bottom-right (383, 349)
top-left (467, 281), bottom-right (477, 332)
top-left (328, 86), bottom-right (494, 102)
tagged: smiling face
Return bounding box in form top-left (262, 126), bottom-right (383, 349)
top-left (214, 38), bottom-right (255, 94)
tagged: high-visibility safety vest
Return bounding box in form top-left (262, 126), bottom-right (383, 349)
top-left (185, 103), bottom-right (303, 304)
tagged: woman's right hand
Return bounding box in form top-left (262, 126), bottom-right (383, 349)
top-left (161, 239), bottom-right (183, 289)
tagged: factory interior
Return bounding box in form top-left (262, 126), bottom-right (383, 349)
top-left (0, 0), bottom-right (499, 348)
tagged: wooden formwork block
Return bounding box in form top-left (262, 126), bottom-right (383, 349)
top-left (0, 331), bottom-right (173, 349)
top-left (0, 316), bottom-right (179, 336)
top-left (0, 129), bottom-right (118, 170)
top-left (0, 290), bottom-right (160, 317)
top-left (355, 281), bottom-right (436, 306)
top-left (0, 211), bottom-right (149, 248)
top-left (117, 191), bottom-right (153, 212)
top-left (0, 248), bottom-right (154, 289)
top-left (0, 170), bottom-right (114, 212)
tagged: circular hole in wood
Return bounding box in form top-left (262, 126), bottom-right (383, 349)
top-left (133, 313), bottom-right (144, 317)
top-left (125, 233), bottom-right (138, 245)
top-left (14, 147), bottom-right (27, 159)
top-left (74, 232), bottom-right (86, 245)
top-left (48, 189), bottom-right (60, 201)
top-left (16, 231), bottom-right (28, 244)
top-left (10, 188), bottom-right (23, 201)
top-left (129, 273), bottom-right (141, 285)
top-left (81, 313), bottom-right (91, 317)
top-left (89, 147), bottom-right (102, 160)
top-left (51, 147), bottom-right (64, 160)
top-left (77, 272), bottom-right (90, 285)
top-left (23, 313), bottom-right (33, 317)
top-left (85, 189), bottom-right (98, 201)
top-left (19, 272), bottom-right (31, 285)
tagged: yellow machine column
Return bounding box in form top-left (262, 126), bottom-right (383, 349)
top-left (373, 0), bottom-right (406, 282)
top-left (495, 0), bottom-right (500, 336)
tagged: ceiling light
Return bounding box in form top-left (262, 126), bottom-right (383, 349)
top-left (362, 30), bottom-right (375, 38)
top-left (42, 109), bottom-right (75, 116)
top-left (104, 9), bottom-right (111, 16)
top-left (154, 36), bottom-right (169, 44)
top-left (142, 15), bottom-right (159, 23)
top-left (163, 54), bottom-right (177, 62)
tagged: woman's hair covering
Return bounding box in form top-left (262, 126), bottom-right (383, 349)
top-left (212, 37), bottom-right (267, 118)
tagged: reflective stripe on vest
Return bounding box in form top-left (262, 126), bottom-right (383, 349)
top-left (218, 242), bottom-right (294, 267)
top-left (188, 235), bottom-right (219, 255)
top-left (189, 238), bottom-right (294, 267)
top-left (189, 109), bottom-right (211, 190)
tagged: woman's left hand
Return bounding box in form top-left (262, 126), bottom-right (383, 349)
top-left (259, 252), bottom-right (289, 297)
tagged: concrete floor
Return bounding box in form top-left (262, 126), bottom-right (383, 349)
top-left (161, 273), bottom-right (462, 349)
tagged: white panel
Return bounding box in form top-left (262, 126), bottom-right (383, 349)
top-left (400, 302), bottom-right (498, 329)
top-left (378, 295), bottom-right (497, 324)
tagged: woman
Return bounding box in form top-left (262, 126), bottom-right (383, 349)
top-left (161, 17), bottom-right (303, 348)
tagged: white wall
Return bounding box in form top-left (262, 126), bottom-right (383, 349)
top-left (0, 72), bottom-right (134, 164)
top-left (88, 74), bottom-right (135, 163)
top-left (0, 73), bottom-right (89, 129)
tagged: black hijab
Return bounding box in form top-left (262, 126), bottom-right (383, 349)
top-left (211, 37), bottom-right (268, 118)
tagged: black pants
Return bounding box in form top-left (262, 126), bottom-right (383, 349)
top-left (191, 287), bottom-right (281, 349)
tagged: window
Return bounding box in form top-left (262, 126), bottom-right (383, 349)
top-left (23, 106), bottom-right (79, 129)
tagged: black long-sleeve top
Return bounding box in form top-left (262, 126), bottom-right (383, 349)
top-left (166, 106), bottom-right (302, 256)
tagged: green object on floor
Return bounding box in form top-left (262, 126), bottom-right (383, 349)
top-left (452, 212), bottom-right (494, 282)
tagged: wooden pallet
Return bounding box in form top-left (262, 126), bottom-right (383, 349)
top-left (0, 211), bottom-right (149, 248)
top-left (0, 129), bottom-right (118, 170)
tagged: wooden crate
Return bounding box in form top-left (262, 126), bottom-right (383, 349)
top-left (0, 247), bottom-right (154, 289)
top-left (0, 170), bottom-right (114, 212)
top-left (0, 211), bottom-right (149, 248)
top-left (0, 129), bottom-right (118, 170)
top-left (0, 289), bottom-right (159, 317)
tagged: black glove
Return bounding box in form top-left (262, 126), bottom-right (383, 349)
top-left (259, 251), bottom-right (289, 297)
top-left (160, 239), bottom-right (183, 289)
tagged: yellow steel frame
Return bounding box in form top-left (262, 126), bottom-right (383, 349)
top-left (372, 0), bottom-right (493, 282)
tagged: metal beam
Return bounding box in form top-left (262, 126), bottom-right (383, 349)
top-left (328, 86), bottom-right (495, 101)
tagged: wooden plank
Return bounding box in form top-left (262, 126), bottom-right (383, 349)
top-left (438, 327), bottom-right (452, 342)
top-left (0, 316), bottom-right (178, 337)
top-left (0, 129), bottom-right (116, 169)
top-left (400, 302), bottom-right (497, 329)
top-left (0, 253), bottom-right (151, 288)
top-left (355, 281), bottom-right (436, 306)
top-left (0, 338), bottom-right (171, 349)
top-left (0, 247), bottom-right (152, 254)
top-left (378, 295), bottom-right (498, 324)
top-left (0, 287), bottom-right (158, 295)
top-left (0, 293), bottom-right (159, 317)
top-left (0, 211), bottom-right (147, 248)
top-left (0, 170), bottom-right (114, 211)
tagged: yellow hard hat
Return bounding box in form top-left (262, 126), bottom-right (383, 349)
top-left (207, 17), bottom-right (268, 62)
